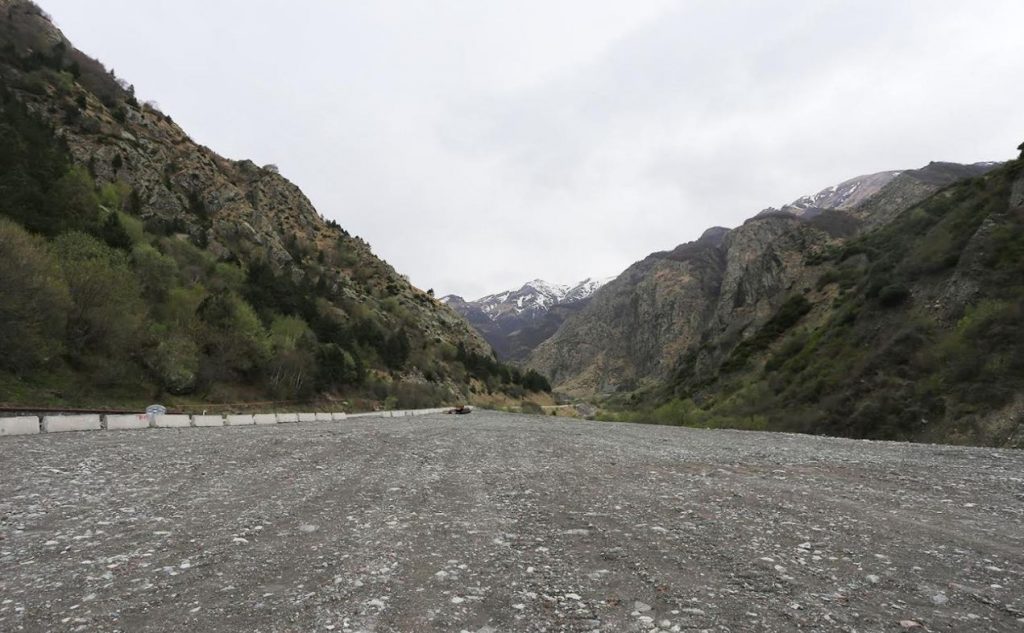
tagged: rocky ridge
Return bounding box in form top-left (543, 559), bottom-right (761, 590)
top-left (527, 161), bottom-right (1000, 396)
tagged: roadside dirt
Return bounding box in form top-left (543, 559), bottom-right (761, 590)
top-left (1, 412), bottom-right (1022, 632)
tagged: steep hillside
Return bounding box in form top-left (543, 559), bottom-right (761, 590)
top-left (442, 278), bottom-right (611, 361)
top-left (643, 156), bottom-right (1024, 446)
top-left (0, 0), bottom-right (546, 409)
top-left (528, 162), bottom-right (999, 399)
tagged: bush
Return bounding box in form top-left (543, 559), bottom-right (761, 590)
top-left (51, 231), bottom-right (145, 360)
top-left (522, 369), bottom-right (552, 393)
top-left (520, 401), bottom-right (544, 415)
top-left (132, 244), bottom-right (178, 302)
top-left (0, 218), bottom-right (71, 370)
top-left (196, 292), bottom-right (270, 378)
top-left (149, 333), bottom-right (200, 394)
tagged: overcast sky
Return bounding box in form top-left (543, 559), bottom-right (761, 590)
top-left (43, 1), bottom-right (1024, 299)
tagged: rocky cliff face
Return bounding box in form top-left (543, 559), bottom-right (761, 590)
top-left (442, 278), bottom-right (612, 361)
top-left (0, 0), bottom-right (496, 404)
top-left (528, 162), bottom-right (1000, 397)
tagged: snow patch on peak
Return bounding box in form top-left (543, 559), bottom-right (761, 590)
top-left (523, 279), bottom-right (570, 298)
top-left (462, 275), bottom-right (616, 320)
top-left (563, 276), bottom-right (614, 302)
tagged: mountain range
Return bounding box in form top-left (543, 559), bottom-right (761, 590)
top-left (442, 277), bottom-right (612, 361)
top-left (524, 158), bottom-right (1024, 445)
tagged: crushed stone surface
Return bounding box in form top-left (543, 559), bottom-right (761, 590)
top-left (1, 411), bottom-right (1023, 632)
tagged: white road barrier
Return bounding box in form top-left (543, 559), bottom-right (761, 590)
top-left (2, 407), bottom-right (449, 439)
top-left (0, 416), bottom-right (40, 436)
top-left (105, 413), bottom-right (149, 430)
top-left (193, 415), bottom-right (224, 427)
top-left (154, 414), bottom-right (191, 428)
top-left (42, 414), bottom-right (102, 433)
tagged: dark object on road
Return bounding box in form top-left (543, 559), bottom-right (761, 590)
top-left (446, 405), bottom-right (472, 414)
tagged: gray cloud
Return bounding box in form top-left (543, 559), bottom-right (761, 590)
top-left (43, 0), bottom-right (1024, 299)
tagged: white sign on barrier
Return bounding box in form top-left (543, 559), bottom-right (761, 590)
top-left (105, 414), bottom-right (149, 430)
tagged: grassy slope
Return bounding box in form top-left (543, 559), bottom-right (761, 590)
top-left (605, 158), bottom-right (1024, 446)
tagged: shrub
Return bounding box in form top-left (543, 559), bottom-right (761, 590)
top-left (150, 333), bottom-right (200, 394)
top-left (51, 231), bottom-right (145, 360)
top-left (0, 218), bottom-right (71, 370)
top-left (520, 401), bottom-right (544, 415)
top-left (132, 244), bottom-right (178, 302)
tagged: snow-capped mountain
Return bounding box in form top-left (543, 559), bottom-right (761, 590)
top-left (757, 162), bottom-right (1002, 222)
top-left (442, 277), bottom-right (614, 361)
top-left (758, 170), bottom-right (903, 219)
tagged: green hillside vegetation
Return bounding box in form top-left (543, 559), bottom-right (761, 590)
top-left (602, 156), bottom-right (1024, 446)
top-left (0, 62), bottom-right (548, 410)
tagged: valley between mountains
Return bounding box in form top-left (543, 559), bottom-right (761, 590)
top-left (447, 160), bottom-right (1024, 447)
top-left (1, 0), bottom-right (1023, 447)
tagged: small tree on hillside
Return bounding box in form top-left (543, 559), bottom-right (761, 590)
top-left (1018, 140), bottom-right (1024, 159)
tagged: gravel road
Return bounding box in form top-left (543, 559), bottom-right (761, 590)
top-left (1, 412), bottom-right (1022, 632)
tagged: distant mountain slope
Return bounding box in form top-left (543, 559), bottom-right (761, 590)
top-left (527, 161), bottom-right (1001, 400)
top-left (758, 170), bottom-right (902, 219)
top-left (0, 0), bottom-right (547, 408)
top-left (443, 277), bottom-right (613, 361)
top-left (649, 156), bottom-right (1024, 446)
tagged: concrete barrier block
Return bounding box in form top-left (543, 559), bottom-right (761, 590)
top-left (105, 413), bottom-right (149, 430)
top-left (154, 414), bottom-right (191, 428)
top-left (331, 412), bottom-right (347, 421)
top-left (42, 414), bottom-right (101, 433)
top-left (225, 414), bottom-right (254, 426)
top-left (276, 413), bottom-right (299, 423)
top-left (193, 415), bottom-right (224, 427)
top-left (253, 413), bottom-right (277, 425)
top-left (297, 412), bottom-right (316, 422)
top-left (315, 412), bottom-right (332, 422)
top-left (0, 416), bottom-right (40, 436)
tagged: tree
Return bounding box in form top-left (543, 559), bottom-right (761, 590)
top-left (131, 244), bottom-right (178, 302)
top-left (149, 333), bottom-right (200, 394)
top-left (45, 166), bottom-right (101, 233)
top-left (0, 218), bottom-right (71, 370)
top-left (100, 212), bottom-right (133, 250)
top-left (196, 292), bottom-right (270, 379)
top-left (1018, 141), bottom-right (1024, 159)
top-left (265, 314), bottom-right (318, 397)
top-left (51, 231), bottom-right (145, 360)
top-left (522, 369), bottom-right (552, 393)
top-left (318, 344), bottom-right (364, 388)
top-left (381, 329), bottom-right (411, 370)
